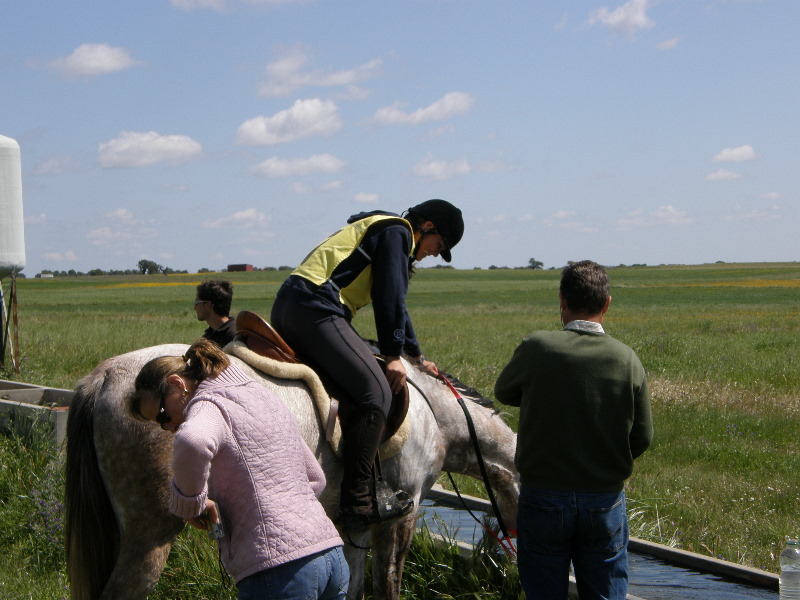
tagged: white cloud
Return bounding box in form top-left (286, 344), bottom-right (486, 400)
top-left (258, 46), bottom-right (382, 97)
top-left (105, 208), bottom-right (136, 223)
top-left (97, 131), bottom-right (202, 168)
top-left (560, 221), bottom-right (600, 233)
top-left (236, 98), bottom-right (342, 146)
top-left (320, 180), bottom-right (343, 191)
top-left (50, 43), bottom-right (140, 79)
top-left (170, 0), bottom-right (227, 10)
top-left (705, 168), bottom-right (742, 181)
top-left (616, 206), bottom-right (693, 229)
top-left (31, 156), bottom-right (82, 175)
top-left (413, 157), bottom-right (472, 180)
top-left (251, 154), bottom-right (345, 177)
top-left (354, 192), bottom-right (379, 204)
top-left (290, 180), bottom-right (343, 194)
top-left (724, 206), bottom-right (781, 222)
top-left (759, 192), bottom-right (781, 200)
top-left (615, 209), bottom-right (646, 230)
top-left (42, 250), bottom-right (78, 262)
top-left (171, 0), bottom-right (305, 11)
top-left (712, 145), bottom-right (757, 162)
top-left (203, 208), bottom-right (268, 229)
top-left (553, 210), bottom-right (576, 220)
top-left (652, 205), bottom-right (693, 225)
top-left (411, 154), bottom-right (512, 180)
top-left (658, 37), bottom-right (681, 50)
top-left (421, 125), bottom-right (456, 141)
top-left (588, 0), bottom-right (655, 36)
top-left (86, 227), bottom-right (138, 246)
top-left (372, 92), bottom-right (475, 126)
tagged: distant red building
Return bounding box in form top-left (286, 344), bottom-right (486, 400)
top-left (227, 264), bottom-right (253, 272)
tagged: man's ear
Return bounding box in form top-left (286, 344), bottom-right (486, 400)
top-left (600, 296), bottom-right (612, 316)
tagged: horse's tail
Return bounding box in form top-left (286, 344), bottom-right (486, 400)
top-left (65, 370), bottom-right (120, 600)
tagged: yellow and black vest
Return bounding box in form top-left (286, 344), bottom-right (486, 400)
top-left (292, 214), bottom-right (414, 316)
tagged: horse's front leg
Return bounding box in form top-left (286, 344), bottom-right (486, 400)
top-left (370, 511), bottom-right (417, 600)
top-left (341, 530), bottom-right (370, 600)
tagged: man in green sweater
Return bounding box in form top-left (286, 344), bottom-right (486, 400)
top-left (495, 260), bottom-right (653, 600)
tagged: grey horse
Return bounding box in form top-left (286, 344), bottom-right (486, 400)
top-left (65, 343), bottom-right (519, 600)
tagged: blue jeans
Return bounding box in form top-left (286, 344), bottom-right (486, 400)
top-left (517, 486), bottom-right (628, 600)
top-left (237, 546), bottom-right (349, 600)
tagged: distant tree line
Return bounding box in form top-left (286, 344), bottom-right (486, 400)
top-left (38, 257), bottom-right (650, 278)
top-left (34, 261), bottom-right (297, 278)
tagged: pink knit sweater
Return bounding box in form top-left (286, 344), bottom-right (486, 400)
top-left (168, 364), bottom-right (342, 583)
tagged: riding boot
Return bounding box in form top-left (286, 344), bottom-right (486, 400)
top-left (338, 405), bottom-right (412, 532)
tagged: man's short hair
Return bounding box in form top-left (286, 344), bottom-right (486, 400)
top-left (196, 279), bottom-right (233, 317)
top-left (560, 260), bottom-right (609, 315)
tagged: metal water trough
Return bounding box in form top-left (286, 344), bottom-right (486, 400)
top-left (0, 379), bottom-right (72, 448)
top-left (421, 485), bottom-right (779, 600)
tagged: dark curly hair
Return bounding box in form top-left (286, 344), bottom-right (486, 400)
top-left (560, 260), bottom-right (610, 315)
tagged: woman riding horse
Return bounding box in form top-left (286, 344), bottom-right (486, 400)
top-left (270, 199), bottom-right (464, 533)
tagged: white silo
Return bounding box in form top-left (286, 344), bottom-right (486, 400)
top-left (0, 134), bottom-right (26, 277)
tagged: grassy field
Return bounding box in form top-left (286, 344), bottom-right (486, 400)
top-left (1, 262), bottom-right (798, 597)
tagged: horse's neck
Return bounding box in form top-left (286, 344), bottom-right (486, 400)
top-left (420, 374), bottom-right (516, 468)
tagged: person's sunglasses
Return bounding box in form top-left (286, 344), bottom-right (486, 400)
top-left (155, 394), bottom-right (171, 430)
top-left (194, 299), bottom-right (209, 306)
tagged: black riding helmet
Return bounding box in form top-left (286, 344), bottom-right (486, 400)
top-left (404, 199), bottom-right (464, 262)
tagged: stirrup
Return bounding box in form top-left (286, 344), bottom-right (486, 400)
top-left (338, 490), bottom-right (414, 534)
top-left (374, 479), bottom-right (414, 520)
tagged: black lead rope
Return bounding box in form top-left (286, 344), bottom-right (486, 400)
top-left (439, 375), bottom-right (512, 546)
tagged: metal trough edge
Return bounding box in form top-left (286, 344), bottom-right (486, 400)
top-left (425, 484), bottom-right (778, 593)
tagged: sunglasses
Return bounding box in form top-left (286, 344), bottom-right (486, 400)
top-left (194, 299), bottom-right (209, 306)
top-left (155, 394), bottom-right (171, 430)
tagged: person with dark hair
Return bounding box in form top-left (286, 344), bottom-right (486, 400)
top-left (270, 199), bottom-right (465, 533)
top-left (129, 338), bottom-right (349, 600)
top-left (195, 279), bottom-right (236, 348)
top-left (494, 260), bottom-right (653, 600)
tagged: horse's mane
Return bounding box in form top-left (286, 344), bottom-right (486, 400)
top-left (361, 338), bottom-right (496, 410)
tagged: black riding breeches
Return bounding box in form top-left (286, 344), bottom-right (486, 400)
top-left (270, 296), bottom-right (392, 417)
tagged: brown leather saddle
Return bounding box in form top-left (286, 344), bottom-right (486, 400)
top-left (235, 310), bottom-right (299, 364)
top-left (233, 310), bottom-right (409, 442)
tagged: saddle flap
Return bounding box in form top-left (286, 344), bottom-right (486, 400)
top-left (234, 310), bottom-right (299, 364)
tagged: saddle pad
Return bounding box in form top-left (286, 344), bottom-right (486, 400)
top-left (224, 340), bottom-right (409, 459)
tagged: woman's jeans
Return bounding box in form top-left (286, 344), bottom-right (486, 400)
top-left (237, 546), bottom-right (349, 600)
top-left (517, 486), bottom-right (629, 600)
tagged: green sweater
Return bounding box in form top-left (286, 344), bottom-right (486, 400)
top-left (495, 328), bottom-right (653, 493)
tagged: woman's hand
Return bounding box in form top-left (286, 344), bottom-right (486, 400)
top-left (384, 356), bottom-right (407, 395)
top-left (187, 498), bottom-right (220, 530)
top-left (410, 354), bottom-right (439, 377)
top-left (417, 357), bottom-right (439, 377)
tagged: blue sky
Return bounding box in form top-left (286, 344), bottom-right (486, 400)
top-left (1, 0), bottom-right (797, 275)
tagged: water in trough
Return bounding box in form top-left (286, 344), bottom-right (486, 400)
top-left (417, 498), bottom-right (776, 600)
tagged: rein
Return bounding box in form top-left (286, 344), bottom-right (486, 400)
top-left (437, 374), bottom-right (516, 559)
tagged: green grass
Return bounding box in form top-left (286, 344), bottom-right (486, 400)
top-left (1, 262), bottom-right (799, 597)
top-left (0, 423), bottom-right (69, 600)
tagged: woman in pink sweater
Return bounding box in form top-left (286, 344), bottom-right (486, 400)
top-left (130, 338), bottom-right (348, 600)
